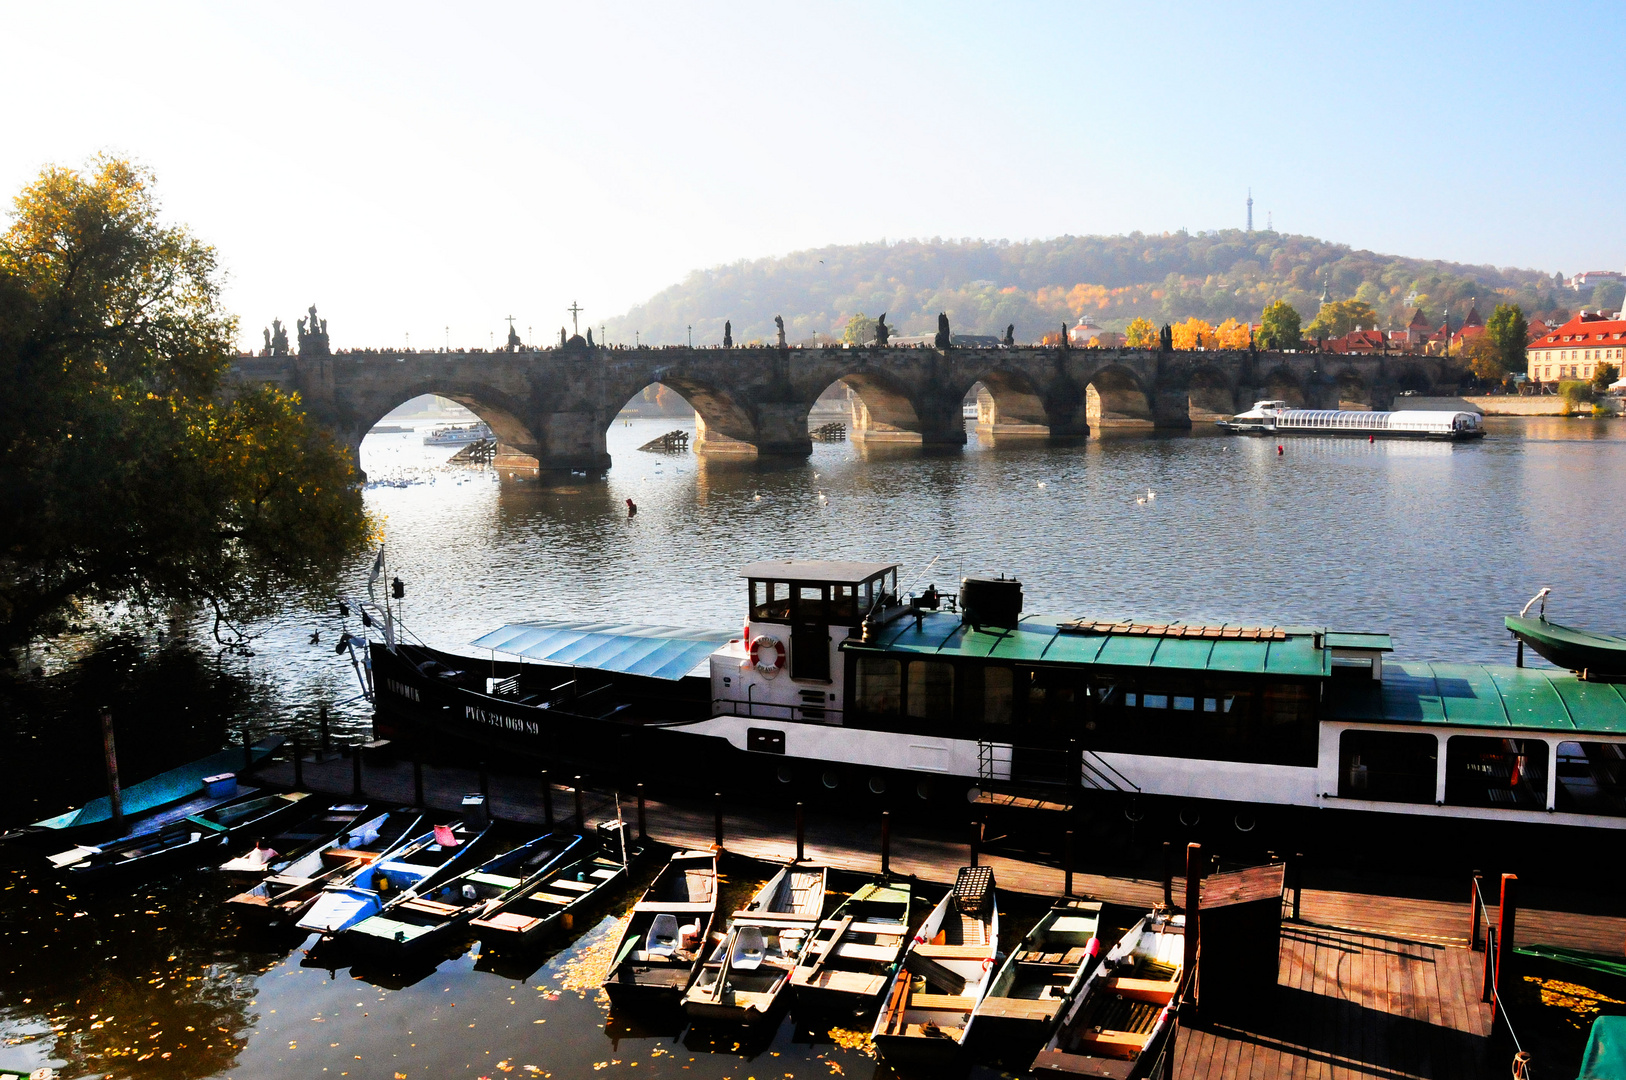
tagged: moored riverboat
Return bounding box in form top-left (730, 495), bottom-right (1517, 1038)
top-left (1217, 399), bottom-right (1484, 439)
top-left (602, 849), bottom-right (719, 1006)
top-left (371, 562), bottom-right (1626, 845)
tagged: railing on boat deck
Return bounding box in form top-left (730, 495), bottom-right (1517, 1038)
top-left (1471, 872), bottom-right (1536, 1079)
top-left (976, 741), bottom-right (1140, 794)
top-left (711, 698), bottom-right (845, 726)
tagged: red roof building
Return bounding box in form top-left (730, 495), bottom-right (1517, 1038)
top-left (1525, 311), bottom-right (1626, 382)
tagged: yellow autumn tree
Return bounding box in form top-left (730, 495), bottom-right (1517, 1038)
top-left (1124, 317), bottom-right (1157, 348)
top-left (1214, 318), bottom-right (1252, 349)
top-left (1171, 318), bottom-right (1216, 350)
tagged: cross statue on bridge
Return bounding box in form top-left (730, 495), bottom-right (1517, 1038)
top-left (567, 301), bottom-right (583, 336)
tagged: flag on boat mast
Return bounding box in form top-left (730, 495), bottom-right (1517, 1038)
top-left (367, 547), bottom-right (385, 599)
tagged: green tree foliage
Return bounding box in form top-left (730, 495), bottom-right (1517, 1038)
top-left (1592, 361), bottom-right (1620, 393)
top-left (1123, 317), bottom-right (1157, 348)
top-left (603, 230), bottom-right (1570, 346)
top-left (1304, 299), bottom-right (1379, 340)
top-left (0, 157), bottom-right (373, 653)
top-left (1463, 335), bottom-right (1509, 383)
top-left (1257, 300), bottom-right (1301, 351)
top-left (840, 312), bottom-right (877, 346)
top-left (1484, 303), bottom-right (1528, 373)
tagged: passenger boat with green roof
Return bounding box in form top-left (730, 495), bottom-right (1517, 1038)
top-left (372, 561), bottom-right (1626, 837)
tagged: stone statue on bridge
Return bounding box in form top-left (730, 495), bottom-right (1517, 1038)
top-left (1003, 324), bottom-right (1014, 347)
top-left (724, 320), bottom-right (733, 348)
top-left (560, 328), bottom-right (567, 347)
top-left (262, 327), bottom-right (272, 354)
top-left (506, 324), bottom-right (522, 351)
top-left (874, 313), bottom-right (889, 346)
top-left (934, 312), bottom-right (951, 349)
top-left (296, 305), bottom-right (331, 357)
top-left (775, 315), bottom-right (786, 349)
top-left (586, 328), bottom-right (595, 347)
top-left (270, 318), bottom-right (289, 356)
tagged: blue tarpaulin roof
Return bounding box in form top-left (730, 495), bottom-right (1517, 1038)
top-left (469, 621), bottom-right (734, 681)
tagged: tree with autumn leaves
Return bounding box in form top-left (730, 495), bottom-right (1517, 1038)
top-left (0, 158), bottom-right (374, 654)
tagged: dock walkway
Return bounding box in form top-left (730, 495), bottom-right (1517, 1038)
top-left (257, 752), bottom-right (1623, 1078)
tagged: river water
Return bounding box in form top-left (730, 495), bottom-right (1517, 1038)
top-left (2, 413), bottom-right (1624, 1079)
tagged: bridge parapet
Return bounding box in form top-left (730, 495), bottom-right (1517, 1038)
top-left (226, 344), bottom-right (1457, 473)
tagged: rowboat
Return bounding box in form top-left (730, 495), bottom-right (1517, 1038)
top-left (4, 736), bottom-right (283, 848)
top-left (872, 867), bottom-right (999, 1065)
top-left (218, 802), bottom-right (371, 879)
top-left (49, 792), bottom-right (310, 881)
top-left (973, 898), bottom-right (1105, 1045)
top-left (345, 830), bottom-right (581, 958)
top-left (470, 822), bottom-right (639, 949)
top-left (1032, 911), bottom-right (1185, 1078)
top-left (1506, 615), bottom-right (1626, 678)
top-left (297, 818), bottom-right (490, 935)
top-left (789, 878), bottom-right (913, 1012)
top-left (226, 808), bottom-right (423, 924)
top-left (602, 849), bottom-right (719, 1006)
top-left (683, 864), bottom-right (828, 1025)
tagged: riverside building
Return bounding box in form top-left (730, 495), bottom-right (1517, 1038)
top-left (1526, 310), bottom-right (1626, 382)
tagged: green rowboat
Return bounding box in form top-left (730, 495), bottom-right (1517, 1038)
top-left (1506, 615), bottom-right (1626, 678)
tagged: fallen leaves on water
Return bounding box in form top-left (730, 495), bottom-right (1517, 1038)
top-left (1523, 974), bottom-right (1625, 1019)
top-left (825, 1028), bottom-right (874, 1058)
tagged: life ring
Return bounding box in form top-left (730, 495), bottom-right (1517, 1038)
top-left (750, 635), bottom-right (786, 676)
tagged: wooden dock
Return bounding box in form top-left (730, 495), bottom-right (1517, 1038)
top-left (256, 751), bottom-right (1626, 1078)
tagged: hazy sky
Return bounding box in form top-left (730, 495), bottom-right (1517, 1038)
top-left (4, 2), bottom-right (1620, 349)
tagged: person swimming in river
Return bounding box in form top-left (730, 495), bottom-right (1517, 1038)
top-left (626, 498), bottom-right (637, 518)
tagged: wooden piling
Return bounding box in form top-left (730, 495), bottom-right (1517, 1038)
top-left (714, 792), bottom-right (724, 848)
top-left (573, 776), bottom-right (584, 828)
top-left (1291, 852), bottom-right (1303, 920)
top-left (541, 770), bottom-right (553, 827)
top-left (1183, 842), bottom-right (1202, 1013)
top-left (1064, 829), bottom-right (1074, 898)
top-left (1482, 928), bottom-right (1496, 1003)
top-left (478, 761), bottom-right (490, 803)
top-left (1470, 871), bottom-right (1484, 951)
top-left (292, 733), bottom-right (304, 790)
top-left (1162, 841), bottom-right (1173, 908)
top-left (352, 743), bottom-right (363, 797)
top-left (413, 756), bottom-right (424, 807)
top-left (242, 729), bottom-right (253, 772)
top-left (969, 820), bottom-right (981, 868)
top-left (636, 782), bottom-right (646, 840)
top-left (319, 703), bottom-right (330, 754)
top-left (881, 811), bottom-right (891, 877)
top-left (100, 708), bottom-right (123, 831)
top-left (795, 802), bottom-right (805, 862)
top-left (1494, 873), bottom-right (1518, 1020)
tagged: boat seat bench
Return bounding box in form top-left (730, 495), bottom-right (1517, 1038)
top-left (915, 943), bottom-right (995, 960)
top-left (907, 993), bottom-right (977, 1011)
top-left (978, 996), bottom-right (1062, 1021)
top-left (550, 879), bottom-right (595, 893)
top-left (401, 898), bottom-right (461, 916)
top-left (465, 873), bottom-right (523, 889)
top-left (530, 891), bottom-right (581, 906)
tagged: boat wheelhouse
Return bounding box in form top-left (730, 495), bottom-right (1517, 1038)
top-left (1218, 399), bottom-right (1484, 440)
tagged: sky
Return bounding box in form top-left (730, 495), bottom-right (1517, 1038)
top-left (3, 1), bottom-right (1620, 350)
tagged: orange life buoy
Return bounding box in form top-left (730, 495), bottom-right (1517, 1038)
top-left (750, 635), bottom-right (785, 676)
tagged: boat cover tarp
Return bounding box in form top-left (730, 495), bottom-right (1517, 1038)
top-left (470, 621), bottom-right (734, 681)
top-left (1515, 944), bottom-right (1626, 983)
top-left (1580, 1015), bottom-right (1626, 1079)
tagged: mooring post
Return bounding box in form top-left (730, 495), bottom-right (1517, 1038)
top-left (413, 755), bottom-right (424, 808)
top-left (319, 703), bottom-right (330, 755)
top-left (1064, 829), bottom-right (1075, 898)
top-left (573, 775), bottom-right (584, 828)
top-left (1494, 873), bottom-right (1518, 1020)
top-left (1183, 842), bottom-right (1202, 1015)
top-left (969, 820), bottom-right (981, 868)
top-left (714, 792), bottom-right (724, 848)
top-left (1482, 927), bottom-right (1497, 1003)
top-left (479, 761), bottom-right (490, 803)
top-left (636, 782), bottom-right (647, 841)
top-left (1161, 841), bottom-right (1173, 908)
top-left (100, 708), bottom-right (123, 832)
top-left (1470, 870), bottom-right (1484, 951)
top-left (880, 811), bottom-right (891, 877)
top-left (292, 733), bottom-right (304, 790)
top-left (351, 741), bottom-right (363, 797)
top-left (541, 770), bottom-right (553, 827)
top-left (1292, 852), bottom-right (1304, 920)
top-left (795, 801), bottom-right (805, 862)
top-left (242, 728), bottom-right (253, 772)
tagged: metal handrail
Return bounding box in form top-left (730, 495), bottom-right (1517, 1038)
top-left (1081, 748), bottom-right (1141, 794)
top-left (711, 698), bottom-right (844, 726)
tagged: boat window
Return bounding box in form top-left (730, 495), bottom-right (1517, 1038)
top-left (1337, 730), bottom-right (1437, 803)
top-left (1554, 741), bottom-right (1626, 817)
top-left (855, 658), bottom-right (901, 717)
top-left (906, 661), bottom-right (955, 722)
top-left (858, 578), bottom-right (874, 615)
top-left (1143, 693), bottom-right (1169, 709)
top-left (829, 584), bottom-right (856, 622)
top-left (1019, 667), bottom-right (1081, 726)
top-left (796, 584), bottom-right (827, 623)
top-left (983, 665), bottom-right (1013, 724)
top-left (1173, 696), bottom-right (1195, 711)
top-left (1444, 736), bottom-right (1548, 811)
top-left (751, 581), bottom-right (792, 622)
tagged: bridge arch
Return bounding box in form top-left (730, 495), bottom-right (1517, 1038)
top-left (964, 368), bottom-right (1050, 439)
top-left (1261, 365), bottom-right (1306, 407)
top-left (614, 373), bottom-right (761, 456)
top-left (819, 370), bottom-right (925, 444)
top-left (1185, 364), bottom-right (1239, 421)
top-left (1084, 364), bottom-right (1154, 431)
top-left (352, 381), bottom-right (545, 474)
top-left (1331, 367), bottom-right (1372, 409)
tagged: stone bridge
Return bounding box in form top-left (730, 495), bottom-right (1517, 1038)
top-left (228, 344), bottom-right (1459, 472)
